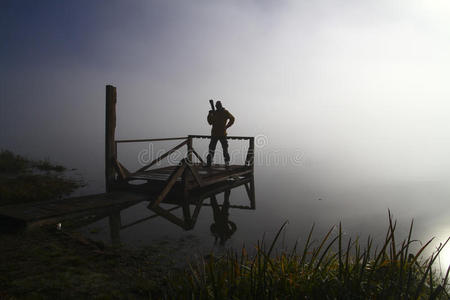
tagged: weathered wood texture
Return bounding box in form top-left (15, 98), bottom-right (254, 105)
top-left (187, 136), bottom-right (193, 163)
top-left (130, 164), bottom-right (252, 188)
top-left (0, 191), bottom-right (148, 228)
top-left (151, 163), bottom-right (187, 207)
top-left (105, 85), bottom-right (117, 192)
top-left (115, 137), bottom-right (187, 143)
top-left (245, 137), bottom-right (255, 167)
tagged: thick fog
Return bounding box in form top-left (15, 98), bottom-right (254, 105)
top-left (2, 0), bottom-right (450, 185)
top-left (2, 0), bottom-right (450, 270)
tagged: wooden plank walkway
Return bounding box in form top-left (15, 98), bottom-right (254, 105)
top-left (0, 165), bottom-right (254, 230)
top-left (0, 191), bottom-right (149, 229)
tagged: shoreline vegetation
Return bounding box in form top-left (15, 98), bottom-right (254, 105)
top-left (0, 150), bottom-right (84, 206)
top-left (0, 150), bottom-right (449, 298)
top-left (167, 220), bottom-right (450, 299)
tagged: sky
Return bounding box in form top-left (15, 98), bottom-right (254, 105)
top-left (2, 0), bottom-right (450, 184)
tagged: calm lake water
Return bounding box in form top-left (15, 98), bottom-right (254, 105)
top-left (68, 139), bottom-right (450, 272)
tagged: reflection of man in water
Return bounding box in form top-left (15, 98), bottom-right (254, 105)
top-left (207, 101), bottom-right (235, 167)
top-left (210, 190), bottom-right (237, 245)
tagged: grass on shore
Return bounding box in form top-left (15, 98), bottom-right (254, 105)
top-left (0, 227), bottom-right (179, 299)
top-left (165, 214), bottom-right (450, 299)
top-left (2, 215), bottom-right (448, 299)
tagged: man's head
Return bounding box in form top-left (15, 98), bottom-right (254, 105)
top-left (215, 101), bottom-right (223, 110)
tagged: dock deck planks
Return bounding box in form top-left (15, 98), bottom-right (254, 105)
top-left (0, 191), bottom-right (149, 228)
top-left (129, 164), bottom-right (252, 186)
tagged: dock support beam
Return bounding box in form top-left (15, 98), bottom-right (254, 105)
top-left (105, 85), bottom-right (117, 192)
top-left (245, 137), bottom-right (255, 167)
top-left (187, 136), bottom-right (193, 163)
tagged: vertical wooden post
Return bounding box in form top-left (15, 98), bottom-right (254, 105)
top-left (224, 188), bottom-right (231, 204)
top-left (105, 85), bottom-right (117, 192)
top-left (182, 159), bottom-right (191, 226)
top-left (249, 177), bottom-right (256, 209)
top-left (187, 136), bottom-right (193, 163)
top-left (245, 137), bottom-right (255, 167)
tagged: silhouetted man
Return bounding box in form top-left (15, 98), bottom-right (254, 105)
top-left (207, 100), bottom-right (235, 167)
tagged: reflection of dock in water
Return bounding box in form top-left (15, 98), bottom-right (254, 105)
top-left (122, 176), bottom-right (255, 230)
top-left (108, 177), bottom-right (255, 246)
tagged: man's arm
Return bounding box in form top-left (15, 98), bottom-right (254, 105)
top-left (226, 111), bottom-right (235, 129)
top-left (207, 110), bottom-right (214, 125)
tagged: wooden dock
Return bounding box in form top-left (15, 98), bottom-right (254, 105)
top-left (0, 191), bottom-right (148, 229)
top-left (106, 85), bottom-right (255, 211)
top-left (0, 85), bottom-right (255, 230)
top-left (110, 134), bottom-right (255, 224)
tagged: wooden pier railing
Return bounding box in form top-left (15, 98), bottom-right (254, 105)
top-left (111, 135), bottom-right (254, 198)
top-left (114, 135), bottom-right (254, 172)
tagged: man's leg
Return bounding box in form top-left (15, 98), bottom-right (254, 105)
top-left (219, 137), bottom-right (230, 166)
top-left (207, 137), bottom-right (219, 166)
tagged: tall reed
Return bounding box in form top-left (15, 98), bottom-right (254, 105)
top-left (163, 212), bottom-right (450, 299)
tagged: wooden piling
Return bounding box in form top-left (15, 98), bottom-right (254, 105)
top-left (105, 85), bottom-right (117, 192)
top-left (187, 136), bottom-right (193, 163)
top-left (245, 137), bottom-right (255, 167)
